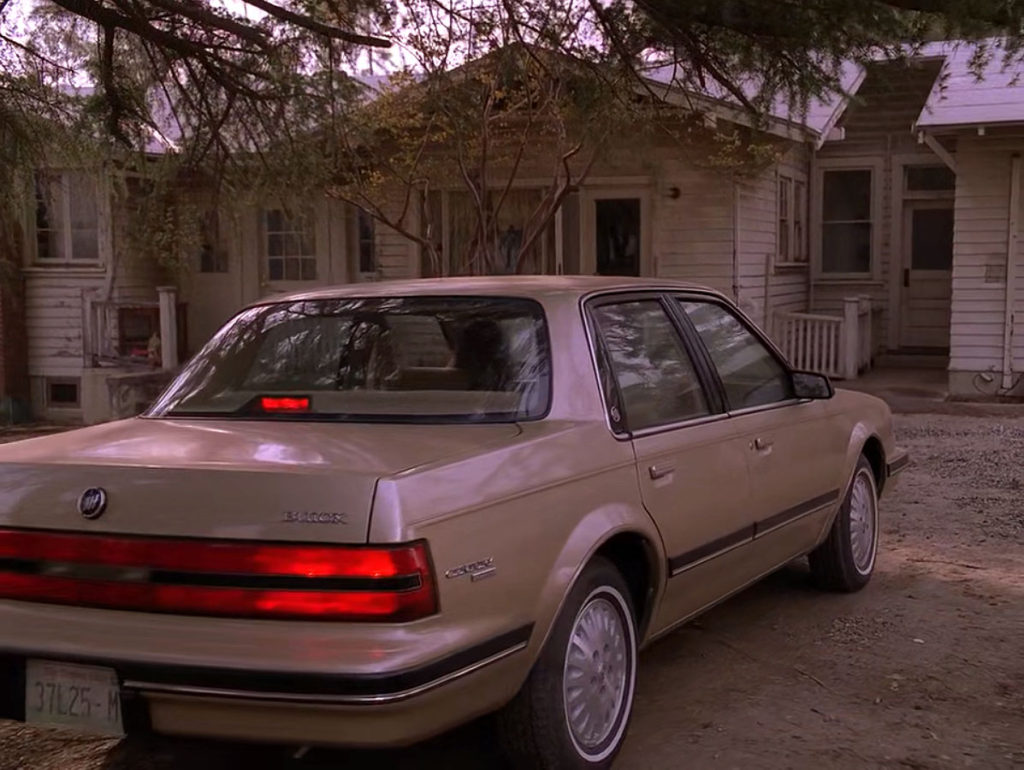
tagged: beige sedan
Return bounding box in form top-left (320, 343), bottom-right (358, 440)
top-left (0, 277), bottom-right (906, 768)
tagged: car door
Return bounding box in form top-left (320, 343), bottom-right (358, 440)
top-left (675, 297), bottom-right (847, 573)
top-left (587, 295), bottom-right (757, 634)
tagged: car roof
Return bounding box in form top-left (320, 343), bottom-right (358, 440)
top-left (253, 275), bottom-right (727, 306)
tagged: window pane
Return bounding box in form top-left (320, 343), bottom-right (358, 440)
top-left (906, 165), bottom-right (955, 192)
top-left (67, 173), bottom-right (98, 229)
top-left (358, 210), bottom-right (375, 273)
top-left (822, 222), bottom-right (872, 273)
top-left (595, 199), bottom-right (641, 276)
top-left (284, 258), bottom-right (300, 281)
top-left (70, 228), bottom-right (99, 261)
top-left (911, 208), bottom-right (954, 270)
top-left (794, 181), bottom-right (807, 261)
top-left (823, 170), bottom-right (871, 221)
top-left (268, 258), bottom-right (284, 280)
top-left (37, 230), bottom-right (62, 261)
top-left (300, 257), bottom-right (318, 280)
top-left (778, 223), bottom-right (790, 260)
top-left (282, 233), bottom-right (303, 257)
top-left (591, 300), bottom-right (709, 430)
top-left (147, 297), bottom-right (552, 422)
top-left (35, 175), bottom-right (64, 260)
top-left (680, 300), bottom-right (792, 410)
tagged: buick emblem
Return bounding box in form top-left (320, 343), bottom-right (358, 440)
top-left (77, 488), bottom-right (108, 520)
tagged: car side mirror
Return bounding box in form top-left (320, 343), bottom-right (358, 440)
top-left (792, 370), bottom-right (834, 400)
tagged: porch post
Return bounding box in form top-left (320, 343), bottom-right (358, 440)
top-left (1003, 154), bottom-right (1021, 391)
top-left (842, 297), bottom-right (859, 379)
top-left (157, 286), bottom-right (179, 371)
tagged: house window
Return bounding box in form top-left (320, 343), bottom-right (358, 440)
top-left (821, 169), bottom-right (873, 274)
top-left (264, 209), bottom-right (316, 281)
top-left (34, 172), bottom-right (100, 263)
top-left (422, 189), bottom-right (555, 276)
top-left (198, 211), bottom-right (227, 273)
top-left (777, 175), bottom-right (808, 264)
top-left (354, 208), bottom-right (376, 275)
top-left (45, 378), bottom-right (80, 408)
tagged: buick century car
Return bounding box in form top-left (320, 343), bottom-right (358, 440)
top-left (0, 277), bottom-right (907, 768)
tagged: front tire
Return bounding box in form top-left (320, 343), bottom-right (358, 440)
top-left (809, 455), bottom-right (880, 592)
top-left (496, 557), bottom-right (638, 769)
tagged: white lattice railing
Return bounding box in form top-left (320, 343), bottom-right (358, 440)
top-left (774, 296), bottom-right (875, 380)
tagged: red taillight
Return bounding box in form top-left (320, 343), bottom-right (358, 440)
top-left (258, 396), bottom-right (310, 413)
top-left (0, 529), bottom-right (436, 622)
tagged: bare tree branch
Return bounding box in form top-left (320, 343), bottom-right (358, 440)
top-left (242, 0), bottom-right (390, 48)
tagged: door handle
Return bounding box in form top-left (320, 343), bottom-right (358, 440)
top-left (753, 437), bottom-right (774, 451)
top-left (649, 463), bottom-right (675, 480)
top-left (903, 268), bottom-right (910, 288)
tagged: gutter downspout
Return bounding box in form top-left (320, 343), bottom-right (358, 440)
top-left (732, 178), bottom-right (740, 304)
top-left (1002, 153), bottom-right (1021, 392)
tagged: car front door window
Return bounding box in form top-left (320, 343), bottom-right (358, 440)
top-left (678, 300), bottom-right (792, 411)
top-left (591, 300), bottom-right (709, 431)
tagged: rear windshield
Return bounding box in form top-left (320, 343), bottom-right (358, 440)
top-left (147, 297), bottom-right (551, 423)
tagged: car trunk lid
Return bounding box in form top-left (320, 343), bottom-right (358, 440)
top-left (0, 418), bottom-right (521, 543)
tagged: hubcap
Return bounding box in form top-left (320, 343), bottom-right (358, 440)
top-left (563, 594), bottom-right (630, 756)
top-left (849, 469), bottom-right (878, 574)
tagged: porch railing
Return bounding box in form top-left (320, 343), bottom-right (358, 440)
top-left (774, 296), bottom-right (875, 380)
top-left (774, 312), bottom-right (844, 378)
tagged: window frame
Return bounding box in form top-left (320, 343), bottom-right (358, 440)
top-left (262, 207), bottom-right (318, 283)
top-left (353, 207), bottom-right (377, 278)
top-left (671, 294), bottom-right (800, 416)
top-left (812, 157), bottom-right (885, 282)
top-left (31, 170), bottom-right (104, 266)
top-left (44, 377), bottom-right (81, 409)
top-left (582, 290), bottom-right (726, 438)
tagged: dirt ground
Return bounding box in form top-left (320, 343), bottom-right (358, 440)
top-left (1, 412), bottom-right (1023, 769)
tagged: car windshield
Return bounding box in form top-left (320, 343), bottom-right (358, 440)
top-left (147, 296), bottom-right (551, 423)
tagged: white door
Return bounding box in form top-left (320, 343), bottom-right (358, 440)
top-left (580, 187), bottom-right (651, 276)
top-left (900, 201), bottom-right (954, 350)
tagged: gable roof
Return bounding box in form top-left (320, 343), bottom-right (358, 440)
top-left (915, 41), bottom-right (1024, 130)
top-left (644, 60), bottom-right (865, 147)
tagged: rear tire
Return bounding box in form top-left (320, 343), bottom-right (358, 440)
top-left (809, 455), bottom-right (879, 592)
top-left (496, 557), bottom-right (637, 770)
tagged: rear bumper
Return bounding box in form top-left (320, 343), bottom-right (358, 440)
top-left (0, 616), bottom-right (534, 747)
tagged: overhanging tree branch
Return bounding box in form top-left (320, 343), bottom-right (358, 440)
top-left (241, 0), bottom-right (391, 48)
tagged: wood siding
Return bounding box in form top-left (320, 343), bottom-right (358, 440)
top-left (948, 133), bottom-right (1024, 383)
top-left (735, 145), bottom-right (812, 332)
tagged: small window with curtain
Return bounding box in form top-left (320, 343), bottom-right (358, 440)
top-left (821, 169), bottom-right (873, 275)
top-left (264, 209), bottom-right (316, 281)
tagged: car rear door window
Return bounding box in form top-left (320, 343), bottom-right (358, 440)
top-left (677, 300), bottom-right (793, 411)
top-left (591, 300), bottom-right (710, 431)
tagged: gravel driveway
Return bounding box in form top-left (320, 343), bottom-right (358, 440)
top-left (2, 412), bottom-right (1023, 769)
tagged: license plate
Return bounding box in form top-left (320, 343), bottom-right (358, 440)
top-left (24, 660), bottom-right (124, 736)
